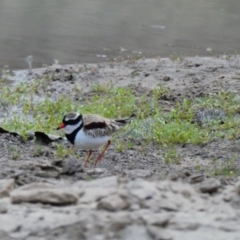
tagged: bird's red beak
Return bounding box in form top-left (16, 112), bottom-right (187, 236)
top-left (56, 123), bottom-right (65, 130)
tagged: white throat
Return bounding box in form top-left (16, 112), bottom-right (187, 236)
top-left (65, 120), bottom-right (83, 134)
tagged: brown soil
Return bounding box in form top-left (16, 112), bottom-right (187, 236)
top-left (1, 55), bottom-right (240, 240)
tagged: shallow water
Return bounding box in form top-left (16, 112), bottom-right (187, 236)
top-left (0, 0), bottom-right (240, 69)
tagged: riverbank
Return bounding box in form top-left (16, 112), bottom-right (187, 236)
top-left (1, 55), bottom-right (240, 239)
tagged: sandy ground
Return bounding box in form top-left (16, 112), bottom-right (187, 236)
top-left (1, 55), bottom-right (240, 239)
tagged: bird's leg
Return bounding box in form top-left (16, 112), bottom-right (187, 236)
top-left (83, 149), bottom-right (92, 167)
top-left (95, 140), bottom-right (111, 165)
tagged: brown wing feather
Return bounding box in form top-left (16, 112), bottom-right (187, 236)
top-left (84, 121), bottom-right (107, 129)
top-left (82, 114), bottom-right (130, 138)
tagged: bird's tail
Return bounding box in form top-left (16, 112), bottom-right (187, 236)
top-left (114, 113), bottom-right (135, 126)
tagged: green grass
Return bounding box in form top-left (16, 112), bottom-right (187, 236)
top-left (1, 75), bottom-right (240, 163)
top-left (210, 154), bottom-right (238, 177)
top-left (0, 79), bottom-right (239, 141)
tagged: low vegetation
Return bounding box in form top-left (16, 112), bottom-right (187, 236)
top-left (0, 73), bottom-right (240, 172)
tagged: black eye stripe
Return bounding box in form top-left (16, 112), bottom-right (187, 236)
top-left (63, 114), bottom-right (82, 125)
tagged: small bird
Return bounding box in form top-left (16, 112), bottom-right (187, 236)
top-left (56, 112), bottom-right (131, 167)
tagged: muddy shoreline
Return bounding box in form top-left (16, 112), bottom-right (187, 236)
top-left (1, 55), bottom-right (240, 239)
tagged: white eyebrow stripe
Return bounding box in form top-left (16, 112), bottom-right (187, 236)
top-left (65, 113), bottom-right (80, 121)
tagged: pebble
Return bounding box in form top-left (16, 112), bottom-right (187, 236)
top-left (97, 194), bottom-right (130, 211)
top-left (197, 178), bottom-right (221, 194)
top-left (0, 179), bottom-right (15, 198)
top-left (10, 183), bottom-right (78, 205)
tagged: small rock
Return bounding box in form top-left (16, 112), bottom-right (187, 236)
top-left (94, 168), bottom-right (105, 174)
top-left (219, 222), bottom-right (239, 232)
top-left (61, 158), bottom-right (83, 175)
top-left (197, 178), bottom-right (221, 194)
top-left (187, 63), bottom-right (202, 68)
top-left (128, 180), bottom-right (157, 200)
top-left (181, 190), bottom-right (192, 199)
top-left (36, 163), bottom-right (60, 172)
top-left (234, 181), bottom-right (240, 195)
top-left (189, 174), bottom-right (205, 184)
top-left (141, 199), bottom-right (161, 211)
top-left (0, 230), bottom-right (10, 239)
top-left (79, 188), bottom-right (116, 204)
top-left (192, 202), bottom-right (206, 212)
top-left (85, 169), bottom-right (96, 175)
top-left (163, 76), bottom-right (172, 81)
top-left (34, 171), bottom-right (59, 178)
top-left (26, 131), bottom-right (35, 140)
top-left (125, 169), bottom-right (153, 178)
top-left (159, 199), bottom-right (179, 211)
top-left (97, 194), bottom-right (130, 211)
top-left (141, 213), bottom-right (173, 227)
top-left (169, 181), bottom-right (196, 199)
top-left (192, 78), bottom-right (200, 83)
top-left (51, 160), bottom-right (63, 167)
top-left (147, 226), bottom-right (172, 240)
top-left (169, 173), bottom-right (179, 181)
top-left (223, 191), bottom-right (232, 202)
top-left (11, 183), bottom-right (78, 205)
top-left (0, 179), bottom-right (15, 198)
top-left (171, 221), bottom-right (199, 231)
top-left (34, 131), bottom-right (62, 144)
top-left (121, 226), bottom-right (151, 240)
top-left (73, 176), bottom-right (118, 189)
top-left (0, 199), bottom-right (8, 213)
top-left (108, 212), bottom-right (132, 231)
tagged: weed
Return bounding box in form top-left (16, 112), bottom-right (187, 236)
top-left (211, 166), bottom-right (238, 177)
top-left (86, 175), bottom-right (94, 181)
top-left (1, 75), bottom-right (240, 163)
top-left (91, 82), bottom-right (113, 93)
top-left (131, 70), bottom-right (139, 78)
top-left (162, 147), bottom-right (181, 164)
top-left (11, 152), bottom-right (22, 160)
top-left (211, 154), bottom-right (239, 177)
top-left (25, 55), bottom-right (33, 73)
top-left (33, 146), bottom-right (43, 156)
top-left (55, 144), bottom-right (73, 159)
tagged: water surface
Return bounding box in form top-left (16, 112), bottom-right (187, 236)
top-left (0, 0), bottom-right (240, 69)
